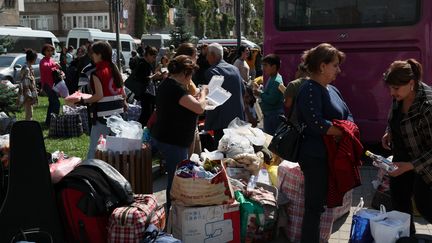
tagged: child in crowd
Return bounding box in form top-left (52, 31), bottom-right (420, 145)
top-left (254, 54), bottom-right (285, 135)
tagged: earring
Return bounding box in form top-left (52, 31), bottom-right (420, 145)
top-left (411, 85), bottom-right (414, 91)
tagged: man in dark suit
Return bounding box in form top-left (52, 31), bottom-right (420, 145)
top-left (205, 43), bottom-right (246, 144)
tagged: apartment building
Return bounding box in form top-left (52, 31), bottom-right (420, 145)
top-left (0, 0), bottom-right (21, 25)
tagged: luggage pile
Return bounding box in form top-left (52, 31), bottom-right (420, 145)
top-left (168, 118), bottom-right (279, 243)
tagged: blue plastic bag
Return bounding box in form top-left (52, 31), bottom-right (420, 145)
top-left (349, 197), bottom-right (381, 243)
top-left (350, 214), bottom-right (374, 243)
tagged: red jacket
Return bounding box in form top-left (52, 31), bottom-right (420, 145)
top-left (324, 119), bottom-right (363, 208)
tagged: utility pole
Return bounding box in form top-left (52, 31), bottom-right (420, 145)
top-left (235, 0), bottom-right (241, 50)
top-left (114, 0), bottom-right (122, 72)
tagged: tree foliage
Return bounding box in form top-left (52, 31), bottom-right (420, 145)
top-left (0, 36), bottom-right (13, 53)
top-left (154, 0), bottom-right (169, 30)
top-left (0, 83), bottom-right (20, 116)
top-left (134, 0), bottom-right (157, 38)
top-left (168, 2), bottom-right (191, 47)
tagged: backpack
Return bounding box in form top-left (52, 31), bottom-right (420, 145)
top-left (56, 159), bottom-right (134, 243)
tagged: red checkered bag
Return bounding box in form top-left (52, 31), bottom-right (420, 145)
top-left (278, 161), bottom-right (351, 243)
top-left (108, 194), bottom-right (166, 243)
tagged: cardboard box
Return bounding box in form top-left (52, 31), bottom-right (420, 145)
top-left (170, 202), bottom-right (240, 243)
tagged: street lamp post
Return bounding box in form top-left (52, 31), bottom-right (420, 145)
top-left (235, 0), bottom-right (241, 49)
top-left (113, 0), bottom-right (122, 73)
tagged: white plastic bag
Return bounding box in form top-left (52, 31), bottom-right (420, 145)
top-left (105, 114), bottom-right (143, 152)
top-left (370, 205), bottom-right (411, 243)
top-left (106, 114), bottom-right (143, 139)
top-left (218, 134), bottom-right (254, 158)
top-left (223, 117), bottom-right (266, 146)
top-left (53, 80), bottom-right (69, 98)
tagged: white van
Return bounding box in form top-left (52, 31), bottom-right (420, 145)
top-left (66, 28), bottom-right (136, 68)
top-left (141, 33), bottom-right (171, 49)
top-left (0, 26), bottom-right (60, 58)
top-left (197, 38), bottom-right (259, 49)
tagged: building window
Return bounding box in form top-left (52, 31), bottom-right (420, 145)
top-left (62, 13), bottom-right (109, 30)
top-left (4, 0), bottom-right (15, 8)
top-left (20, 15), bottom-right (56, 30)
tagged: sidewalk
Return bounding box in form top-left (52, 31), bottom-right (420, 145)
top-left (151, 166), bottom-right (432, 243)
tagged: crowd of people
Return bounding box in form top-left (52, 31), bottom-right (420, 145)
top-left (14, 39), bottom-right (432, 242)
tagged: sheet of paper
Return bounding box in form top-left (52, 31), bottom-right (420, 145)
top-left (205, 86), bottom-right (232, 110)
top-left (207, 75), bottom-right (224, 92)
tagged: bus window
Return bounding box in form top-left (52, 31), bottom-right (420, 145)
top-left (276, 0), bottom-right (420, 30)
top-left (121, 41), bottom-right (130, 52)
top-left (79, 38), bottom-right (88, 48)
top-left (69, 38), bottom-right (78, 49)
top-left (4, 36), bottom-right (52, 53)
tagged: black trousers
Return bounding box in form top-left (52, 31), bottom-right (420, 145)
top-left (138, 94), bottom-right (155, 127)
top-left (390, 170), bottom-right (432, 235)
top-left (300, 157), bottom-right (328, 243)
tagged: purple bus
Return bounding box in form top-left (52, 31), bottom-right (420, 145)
top-left (264, 0), bottom-right (431, 143)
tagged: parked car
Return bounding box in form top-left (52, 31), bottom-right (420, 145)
top-left (0, 53), bottom-right (43, 84)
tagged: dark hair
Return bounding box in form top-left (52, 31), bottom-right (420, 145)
top-left (160, 55), bottom-right (169, 63)
top-left (383, 59), bottom-right (422, 88)
top-left (41, 44), bottom-right (55, 56)
top-left (91, 41), bottom-right (123, 88)
top-left (136, 46), bottom-right (144, 56)
top-left (67, 46), bottom-right (74, 52)
top-left (168, 55), bottom-right (198, 76)
top-left (175, 43), bottom-right (197, 58)
top-left (302, 43), bottom-right (345, 74)
top-left (25, 49), bottom-right (38, 63)
top-left (131, 50), bottom-right (137, 57)
top-left (236, 45), bottom-right (248, 59)
top-left (144, 45), bottom-right (158, 57)
top-left (262, 54), bottom-right (281, 70)
top-left (295, 62), bottom-right (308, 79)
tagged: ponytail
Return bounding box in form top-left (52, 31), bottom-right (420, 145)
top-left (406, 58), bottom-right (422, 82)
top-left (110, 62), bottom-right (123, 88)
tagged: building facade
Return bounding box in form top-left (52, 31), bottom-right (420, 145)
top-left (0, 0), bottom-right (20, 26)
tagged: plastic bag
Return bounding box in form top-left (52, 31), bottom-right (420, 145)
top-left (106, 114), bottom-right (143, 140)
top-left (370, 205), bottom-right (411, 243)
top-left (223, 117), bottom-right (266, 146)
top-left (218, 134), bottom-right (254, 158)
top-left (49, 157), bottom-right (82, 183)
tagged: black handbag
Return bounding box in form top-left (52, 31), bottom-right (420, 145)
top-left (124, 70), bottom-right (144, 99)
top-left (268, 115), bottom-right (304, 162)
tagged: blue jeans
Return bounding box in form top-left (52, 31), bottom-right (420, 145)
top-left (263, 109), bottom-right (283, 135)
top-left (153, 138), bottom-right (188, 211)
top-left (87, 121), bottom-right (112, 159)
top-left (43, 84), bottom-right (60, 125)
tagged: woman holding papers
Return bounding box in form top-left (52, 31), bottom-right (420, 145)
top-left (151, 55), bottom-right (208, 212)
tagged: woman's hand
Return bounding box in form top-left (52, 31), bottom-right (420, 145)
top-left (382, 132), bottom-right (392, 150)
top-left (388, 162), bottom-right (414, 177)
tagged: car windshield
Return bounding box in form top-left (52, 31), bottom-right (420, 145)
top-left (0, 56), bottom-right (15, 67)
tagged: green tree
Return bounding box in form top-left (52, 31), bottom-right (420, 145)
top-left (204, 0), bottom-right (221, 38)
top-left (134, 0), bottom-right (146, 38)
top-left (0, 36), bottom-right (13, 53)
top-left (0, 83), bottom-right (20, 116)
top-left (220, 13), bottom-right (235, 38)
top-left (154, 0), bottom-right (169, 30)
top-left (135, 0), bottom-right (157, 38)
top-left (184, 0), bottom-right (209, 38)
top-left (242, 0), bottom-right (252, 37)
top-left (169, 3), bottom-right (191, 47)
top-left (166, 0), bottom-right (178, 8)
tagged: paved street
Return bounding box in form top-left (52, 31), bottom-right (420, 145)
top-left (152, 165), bottom-right (432, 243)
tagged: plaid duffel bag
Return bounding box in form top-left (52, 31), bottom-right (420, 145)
top-left (63, 105), bottom-right (89, 134)
top-left (48, 113), bottom-right (83, 137)
top-left (108, 194), bottom-right (166, 243)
